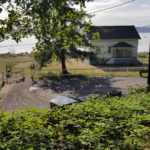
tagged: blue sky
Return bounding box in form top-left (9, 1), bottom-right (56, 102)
top-left (85, 0), bottom-right (150, 27)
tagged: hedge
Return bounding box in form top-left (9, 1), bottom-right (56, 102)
top-left (0, 91), bottom-right (150, 149)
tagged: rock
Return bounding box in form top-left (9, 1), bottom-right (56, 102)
top-left (29, 87), bottom-right (39, 92)
top-left (107, 90), bottom-right (122, 97)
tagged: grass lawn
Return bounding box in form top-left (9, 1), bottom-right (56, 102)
top-left (0, 56), bottom-right (105, 77)
top-left (0, 55), bottom-right (147, 78)
top-left (0, 57), bottom-right (19, 74)
top-left (138, 57), bottom-right (149, 65)
top-left (0, 55), bottom-right (34, 76)
top-left (40, 59), bottom-right (105, 76)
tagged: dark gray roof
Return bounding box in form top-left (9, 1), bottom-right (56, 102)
top-left (112, 42), bottom-right (134, 48)
top-left (88, 26), bottom-right (141, 40)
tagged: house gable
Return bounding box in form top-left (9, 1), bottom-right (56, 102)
top-left (112, 42), bottom-right (134, 48)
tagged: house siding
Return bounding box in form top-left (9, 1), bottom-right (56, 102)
top-left (90, 39), bottom-right (138, 59)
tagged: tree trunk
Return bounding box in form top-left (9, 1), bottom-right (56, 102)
top-left (61, 49), bottom-right (68, 74)
top-left (60, 19), bottom-right (68, 75)
top-left (148, 44), bottom-right (150, 91)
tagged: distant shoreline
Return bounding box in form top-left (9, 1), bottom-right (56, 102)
top-left (0, 33), bottom-right (149, 54)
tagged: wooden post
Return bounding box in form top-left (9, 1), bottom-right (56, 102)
top-left (127, 67), bottom-right (128, 73)
top-left (148, 44), bottom-right (150, 91)
top-left (109, 68), bottom-right (111, 73)
top-left (92, 68), bottom-right (94, 77)
top-left (93, 69), bottom-right (95, 77)
top-left (22, 69), bottom-right (25, 81)
top-left (2, 72), bottom-right (4, 83)
top-left (74, 69), bottom-right (76, 76)
top-left (31, 69), bottom-right (34, 82)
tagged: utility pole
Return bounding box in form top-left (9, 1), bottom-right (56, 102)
top-left (148, 44), bottom-right (150, 91)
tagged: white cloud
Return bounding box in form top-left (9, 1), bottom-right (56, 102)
top-left (84, 0), bottom-right (150, 27)
top-left (85, 0), bottom-right (128, 13)
top-left (140, 4), bottom-right (150, 9)
top-left (91, 8), bottom-right (150, 26)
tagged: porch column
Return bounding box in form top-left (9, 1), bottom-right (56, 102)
top-left (112, 48), bottom-right (116, 58)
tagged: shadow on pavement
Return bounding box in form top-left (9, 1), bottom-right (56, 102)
top-left (39, 76), bottom-right (122, 98)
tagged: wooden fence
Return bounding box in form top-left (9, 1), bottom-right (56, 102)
top-left (31, 66), bottom-right (148, 78)
top-left (0, 69), bottom-right (25, 87)
top-left (5, 69), bottom-right (25, 84)
top-left (101, 66), bottom-right (148, 73)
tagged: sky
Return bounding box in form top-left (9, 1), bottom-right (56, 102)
top-left (0, 0), bottom-right (150, 53)
top-left (84, 0), bottom-right (150, 27)
top-left (0, 0), bottom-right (149, 27)
top-left (1, 0), bottom-right (150, 27)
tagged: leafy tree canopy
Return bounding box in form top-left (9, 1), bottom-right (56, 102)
top-left (0, 0), bottom-right (95, 74)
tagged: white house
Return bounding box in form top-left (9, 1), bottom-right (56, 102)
top-left (88, 25), bottom-right (141, 65)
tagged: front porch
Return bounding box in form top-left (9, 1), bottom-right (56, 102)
top-left (106, 58), bottom-right (142, 65)
top-left (111, 42), bottom-right (135, 58)
top-left (106, 42), bottom-right (142, 65)
top-left (113, 49), bottom-right (133, 58)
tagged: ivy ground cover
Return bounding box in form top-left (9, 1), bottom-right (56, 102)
top-left (0, 91), bottom-right (150, 150)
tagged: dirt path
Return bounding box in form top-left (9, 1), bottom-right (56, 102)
top-left (0, 77), bottom-right (147, 112)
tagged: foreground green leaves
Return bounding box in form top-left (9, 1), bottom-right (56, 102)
top-left (0, 91), bottom-right (150, 149)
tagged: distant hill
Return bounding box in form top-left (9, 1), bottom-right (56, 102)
top-left (136, 26), bottom-right (150, 33)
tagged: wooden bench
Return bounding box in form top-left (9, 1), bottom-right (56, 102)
top-left (139, 70), bottom-right (148, 77)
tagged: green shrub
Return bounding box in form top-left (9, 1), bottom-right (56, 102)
top-left (0, 92), bottom-right (150, 149)
top-left (128, 86), bottom-right (148, 94)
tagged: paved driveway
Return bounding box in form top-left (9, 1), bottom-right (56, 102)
top-left (0, 76), bottom-right (147, 112)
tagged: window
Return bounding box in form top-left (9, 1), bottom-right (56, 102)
top-left (95, 46), bottom-right (101, 53)
top-left (125, 49), bottom-right (133, 58)
top-left (115, 49), bottom-right (124, 58)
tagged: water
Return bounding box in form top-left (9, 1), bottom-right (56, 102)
top-left (138, 33), bottom-right (150, 52)
top-left (0, 36), bottom-right (37, 54)
top-left (0, 33), bottom-right (149, 54)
